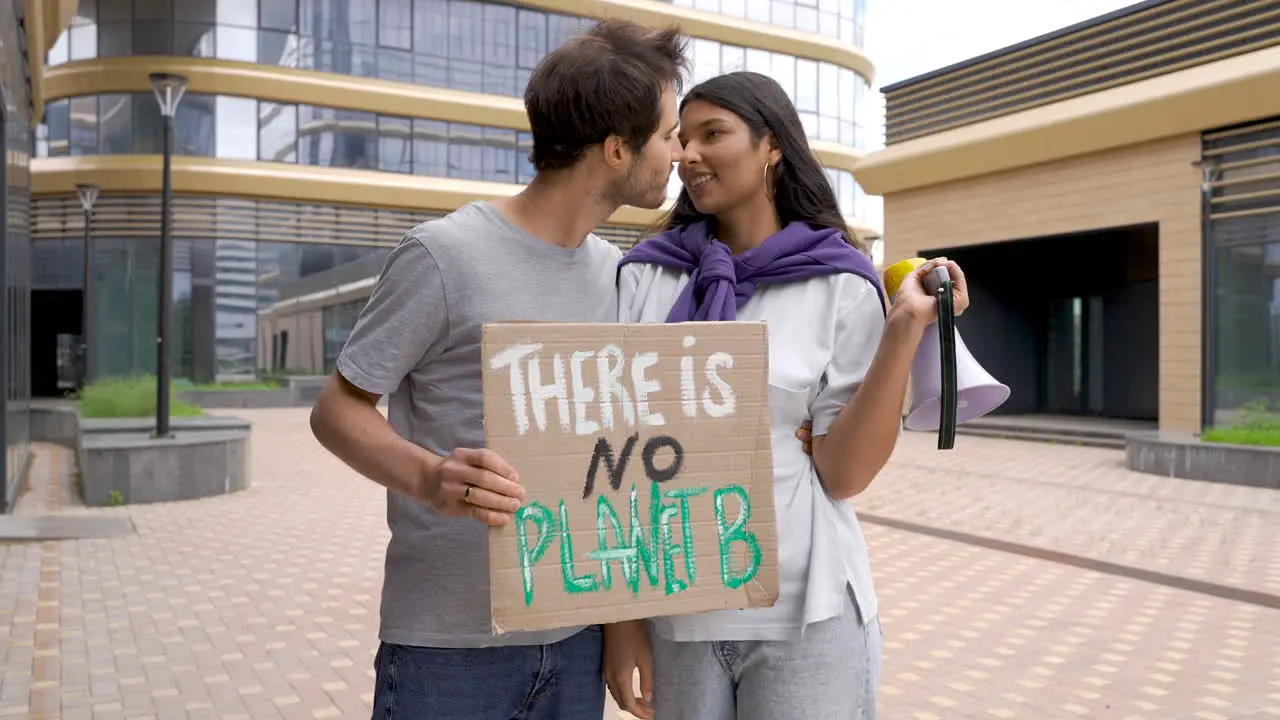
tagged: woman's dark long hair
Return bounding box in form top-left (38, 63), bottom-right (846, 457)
top-left (660, 71), bottom-right (865, 253)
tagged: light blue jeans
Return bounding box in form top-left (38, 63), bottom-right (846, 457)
top-left (648, 591), bottom-right (883, 720)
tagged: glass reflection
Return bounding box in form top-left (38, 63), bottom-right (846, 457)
top-left (378, 115), bottom-right (412, 173)
top-left (42, 94), bottom-right (217, 157)
top-left (1212, 227), bottom-right (1280, 426)
top-left (29, 189), bottom-right (644, 387)
top-left (259, 102), bottom-right (297, 162)
top-left (216, 96), bottom-right (260, 159)
top-left (83, 234), bottom-right (394, 381)
top-left (213, 239), bottom-right (261, 377)
top-left (298, 106), bottom-right (378, 169)
top-left (100, 94), bottom-right (133, 153)
top-left (322, 299), bottom-right (364, 374)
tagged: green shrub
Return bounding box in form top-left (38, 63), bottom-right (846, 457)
top-left (77, 375), bottom-right (203, 419)
top-left (1203, 400), bottom-right (1280, 448)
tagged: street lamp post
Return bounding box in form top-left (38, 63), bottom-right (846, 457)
top-left (149, 72), bottom-right (187, 439)
top-left (75, 183), bottom-right (99, 389)
top-left (1194, 158), bottom-right (1220, 431)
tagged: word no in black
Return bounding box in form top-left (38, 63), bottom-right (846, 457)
top-left (582, 433), bottom-right (684, 499)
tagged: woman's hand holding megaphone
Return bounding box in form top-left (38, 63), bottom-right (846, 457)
top-left (890, 257), bottom-right (970, 329)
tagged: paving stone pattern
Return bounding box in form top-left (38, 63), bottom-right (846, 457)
top-left (0, 408), bottom-right (1276, 720)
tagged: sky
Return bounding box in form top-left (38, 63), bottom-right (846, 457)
top-left (865, 0), bottom-right (1143, 91)
top-left (859, 0), bottom-right (1140, 243)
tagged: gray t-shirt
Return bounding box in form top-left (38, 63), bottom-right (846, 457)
top-left (336, 200), bottom-right (623, 648)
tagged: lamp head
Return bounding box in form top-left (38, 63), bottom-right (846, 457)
top-left (148, 72), bottom-right (189, 118)
top-left (75, 183), bottom-right (99, 212)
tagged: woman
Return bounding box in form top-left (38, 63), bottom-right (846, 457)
top-left (602, 71), bottom-right (969, 720)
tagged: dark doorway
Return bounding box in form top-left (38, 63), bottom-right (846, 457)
top-left (31, 289), bottom-right (84, 398)
top-left (933, 225), bottom-right (1159, 421)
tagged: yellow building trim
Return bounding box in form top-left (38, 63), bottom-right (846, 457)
top-left (855, 44), bottom-right (1280, 196)
top-left (43, 0), bottom-right (77, 50)
top-left (31, 154), bottom-right (880, 241)
top-left (810, 140), bottom-right (862, 174)
top-left (21, 0), bottom-right (76, 125)
top-left (519, 0), bottom-right (873, 82)
top-left (42, 57), bottom-right (864, 172)
top-left (23, 0), bottom-right (47, 124)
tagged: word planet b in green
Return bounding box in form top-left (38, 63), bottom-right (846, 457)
top-left (515, 480), bottom-right (762, 606)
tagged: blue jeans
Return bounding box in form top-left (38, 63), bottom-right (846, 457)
top-left (370, 626), bottom-right (604, 720)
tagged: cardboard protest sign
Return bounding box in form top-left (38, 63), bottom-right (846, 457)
top-left (482, 321), bottom-right (779, 634)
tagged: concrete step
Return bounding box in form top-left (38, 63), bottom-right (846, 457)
top-left (954, 425), bottom-right (1128, 450)
top-left (961, 418), bottom-right (1130, 441)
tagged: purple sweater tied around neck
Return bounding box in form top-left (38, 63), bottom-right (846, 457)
top-left (619, 220), bottom-right (886, 323)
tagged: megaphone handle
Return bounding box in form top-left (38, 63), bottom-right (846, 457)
top-left (936, 277), bottom-right (958, 450)
top-left (923, 264), bottom-right (950, 295)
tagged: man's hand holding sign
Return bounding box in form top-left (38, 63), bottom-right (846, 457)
top-left (480, 321), bottom-right (780, 634)
top-left (429, 447), bottom-right (526, 526)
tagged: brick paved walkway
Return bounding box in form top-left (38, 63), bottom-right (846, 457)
top-left (1, 408), bottom-right (1277, 720)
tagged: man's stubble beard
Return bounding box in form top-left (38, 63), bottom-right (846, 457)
top-left (608, 154), bottom-right (669, 210)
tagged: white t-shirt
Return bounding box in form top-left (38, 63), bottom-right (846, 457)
top-left (618, 261), bottom-right (886, 642)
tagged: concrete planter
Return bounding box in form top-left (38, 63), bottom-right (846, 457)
top-left (285, 376), bottom-right (328, 406)
top-left (29, 402), bottom-right (253, 507)
top-left (1126, 432), bottom-right (1280, 489)
top-left (30, 402), bottom-right (80, 446)
top-left (77, 416), bottom-right (252, 506)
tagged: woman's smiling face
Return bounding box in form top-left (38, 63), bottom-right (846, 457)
top-left (676, 99), bottom-right (779, 216)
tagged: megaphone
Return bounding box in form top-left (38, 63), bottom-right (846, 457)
top-left (883, 258), bottom-right (1010, 450)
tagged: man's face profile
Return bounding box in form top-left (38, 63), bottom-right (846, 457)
top-left (612, 85), bottom-right (682, 210)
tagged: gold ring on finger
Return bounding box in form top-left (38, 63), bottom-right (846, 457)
top-left (463, 485), bottom-right (473, 503)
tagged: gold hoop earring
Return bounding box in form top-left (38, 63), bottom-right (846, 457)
top-left (763, 162), bottom-right (776, 201)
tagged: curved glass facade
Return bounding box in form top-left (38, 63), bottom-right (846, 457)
top-left (668, 0), bottom-right (865, 48)
top-left (48, 0), bottom-right (869, 148)
top-left (40, 92), bottom-right (538, 185)
top-left (686, 36), bottom-right (867, 147)
top-left (825, 168), bottom-right (866, 223)
top-left (39, 92), bottom-right (871, 219)
top-left (52, 0), bottom-right (867, 73)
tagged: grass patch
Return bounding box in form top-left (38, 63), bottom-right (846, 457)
top-left (1203, 400), bottom-right (1280, 448)
top-left (1202, 425), bottom-right (1280, 447)
top-left (77, 375), bottom-right (204, 419)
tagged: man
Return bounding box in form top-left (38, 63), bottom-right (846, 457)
top-left (309, 19), bottom-right (689, 720)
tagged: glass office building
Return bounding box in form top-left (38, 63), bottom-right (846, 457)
top-left (27, 0), bottom-right (878, 386)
